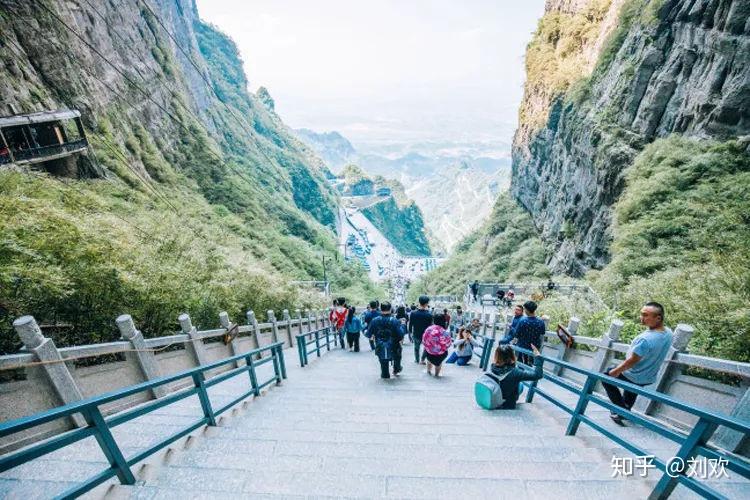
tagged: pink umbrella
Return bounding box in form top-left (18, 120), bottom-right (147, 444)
top-left (422, 325), bottom-right (452, 355)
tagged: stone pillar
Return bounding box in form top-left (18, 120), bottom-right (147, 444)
top-left (245, 310), bottom-right (260, 351)
top-left (482, 313), bottom-right (490, 337)
top-left (714, 386), bottom-right (750, 453)
top-left (313, 310), bottom-right (320, 330)
top-left (552, 317), bottom-right (579, 376)
top-left (295, 309), bottom-right (304, 339)
top-left (178, 313), bottom-right (208, 366)
top-left (219, 311), bottom-right (242, 367)
top-left (267, 310), bottom-right (280, 344)
top-left (590, 319), bottom-right (624, 374)
top-left (116, 315), bottom-right (167, 398)
top-left (282, 310), bottom-right (294, 347)
top-left (635, 324), bottom-right (695, 415)
top-left (305, 309), bottom-right (312, 333)
top-left (505, 312), bottom-right (513, 334)
top-left (13, 316), bottom-right (85, 427)
top-left (246, 310), bottom-right (261, 359)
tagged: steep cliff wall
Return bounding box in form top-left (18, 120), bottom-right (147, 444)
top-left (0, 0), bottom-right (380, 353)
top-left (512, 0), bottom-right (750, 276)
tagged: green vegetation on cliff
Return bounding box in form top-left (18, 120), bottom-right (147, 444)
top-left (0, 2), bottom-right (380, 354)
top-left (361, 196), bottom-right (431, 257)
top-left (407, 193), bottom-right (549, 300)
top-left (593, 137), bottom-right (750, 361)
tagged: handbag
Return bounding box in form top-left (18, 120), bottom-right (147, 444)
top-left (556, 324), bottom-right (574, 348)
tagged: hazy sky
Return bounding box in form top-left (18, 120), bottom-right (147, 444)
top-left (195, 0), bottom-right (545, 156)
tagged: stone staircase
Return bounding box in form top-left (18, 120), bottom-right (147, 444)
top-left (100, 347), bottom-right (661, 499)
top-left (3, 343), bottom-right (748, 499)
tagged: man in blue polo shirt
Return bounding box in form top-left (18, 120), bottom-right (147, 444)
top-left (603, 301), bottom-right (673, 425)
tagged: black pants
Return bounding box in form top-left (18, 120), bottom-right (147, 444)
top-left (413, 334), bottom-right (423, 363)
top-left (346, 331), bottom-right (360, 351)
top-left (380, 344), bottom-right (402, 378)
top-left (602, 368), bottom-right (646, 410)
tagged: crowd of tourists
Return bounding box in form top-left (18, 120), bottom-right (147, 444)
top-left (328, 294), bottom-right (674, 418)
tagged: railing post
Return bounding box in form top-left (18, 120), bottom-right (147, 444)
top-left (282, 309), bottom-right (294, 347)
top-left (246, 355), bottom-right (260, 396)
top-left (590, 319), bottom-right (624, 375)
top-left (648, 417), bottom-right (719, 500)
top-left (267, 310), bottom-right (280, 345)
top-left (297, 337), bottom-right (305, 367)
top-left (192, 371), bottom-right (216, 426)
top-left (83, 406), bottom-right (135, 485)
top-left (276, 344), bottom-right (287, 380)
top-left (305, 309), bottom-right (312, 333)
top-left (296, 309), bottom-right (304, 338)
top-left (116, 314), bottom-right (168, 399)
top-left (271, 346), bottom-right (282, 383)
top-left (12, 316), bottom-right (85, 427)
top-left (324, 322), bottom-right (331, 351)
top-left (314, 330), bottom-right (321, 357)
top-left (552, 317), bottom-right (579, 376)
top-left (634, 324), bottom-right (695, 415)
top-left (504, 312), bottom-right (513, 334)
top-left (481, 337), bottom-right (495, 370)
top-left (219, 311), bottom-right (242, 367)
top-left (179, 313), bottom-right (208, 367)
top-left (714, 386), bottom-right (750, 453)
top-left (247, 310), bottom-right (262, 359)
top-left (565, 375), bottom-right (596, 435)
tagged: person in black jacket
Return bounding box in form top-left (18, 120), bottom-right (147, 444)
top-left (488, 344), bottom-right (543, 409)
top-left (365, 302), bottom-right (406, 379)
top-left (408, 295), bottom-right (433, 364)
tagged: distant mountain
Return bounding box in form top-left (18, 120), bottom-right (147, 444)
top-left (294, 128), bottom-right (512, 251)
top-left (293, 129), bottom-right (356, 172)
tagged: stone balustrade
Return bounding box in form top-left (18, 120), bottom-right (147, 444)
top-left (0, 307), bottom-right (333, 454)
top-left (458, 309), bottom-right (750, 455)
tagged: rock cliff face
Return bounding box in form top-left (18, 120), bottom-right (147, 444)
top-left (0, 0), bottom-right (336, 228)
top-left (512, 0), bottom-right (750, 276)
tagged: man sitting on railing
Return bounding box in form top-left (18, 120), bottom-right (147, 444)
top-left (602, 302), bottom-right (673, 425)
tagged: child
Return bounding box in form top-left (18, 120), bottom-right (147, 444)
top-left (344, 306), bottom-right (362, 352)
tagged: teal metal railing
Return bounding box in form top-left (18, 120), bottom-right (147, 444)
top-left (296, 326), bottom-right (336, 367)
top-left (512, 346), bottom-right (750, 500)
top-left (0, 341), bottom-right (286, 499)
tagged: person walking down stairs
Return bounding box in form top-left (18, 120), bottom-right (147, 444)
top-left (365, 302), bottom-right (405, 379)
top-left (331, 298), bottom-right (348, 349)
top-left (409, 296), bottom-right (433, 363)
top-left (344, 306), bottom-right (362, 352)
top-left (363, 300), bottom-right (380, 351)
top-left (421, 314), bottom-right (452, 377)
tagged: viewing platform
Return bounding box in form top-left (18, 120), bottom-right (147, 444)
top-left (0, 109), bottom-right (93, 177)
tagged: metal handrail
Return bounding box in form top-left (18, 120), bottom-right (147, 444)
top-left (11, 139), bottom-right (88, 161)
top-left (296, 326), bottom-right (336, 367)
top-left (512, 346), bottom-right (750, 499)
top-left (0, 341), bottom-right (286, 499)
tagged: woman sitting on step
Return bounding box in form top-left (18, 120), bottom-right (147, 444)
top-left (446, 327), bottom-right (480, 366)
top-left (488, 344), bottom-right (543, 409)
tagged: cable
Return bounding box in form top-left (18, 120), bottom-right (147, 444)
top-left (2, 35), bottom-right (179, 214)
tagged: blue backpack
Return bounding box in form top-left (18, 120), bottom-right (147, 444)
top-left (474, 371), bottom-right (509, 410)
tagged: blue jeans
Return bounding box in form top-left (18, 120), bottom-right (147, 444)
top-left (446, 352), bottom-right (472, 365)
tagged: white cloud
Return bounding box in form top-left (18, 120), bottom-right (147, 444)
top-left (195, 0), bottom-right (545, 154)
